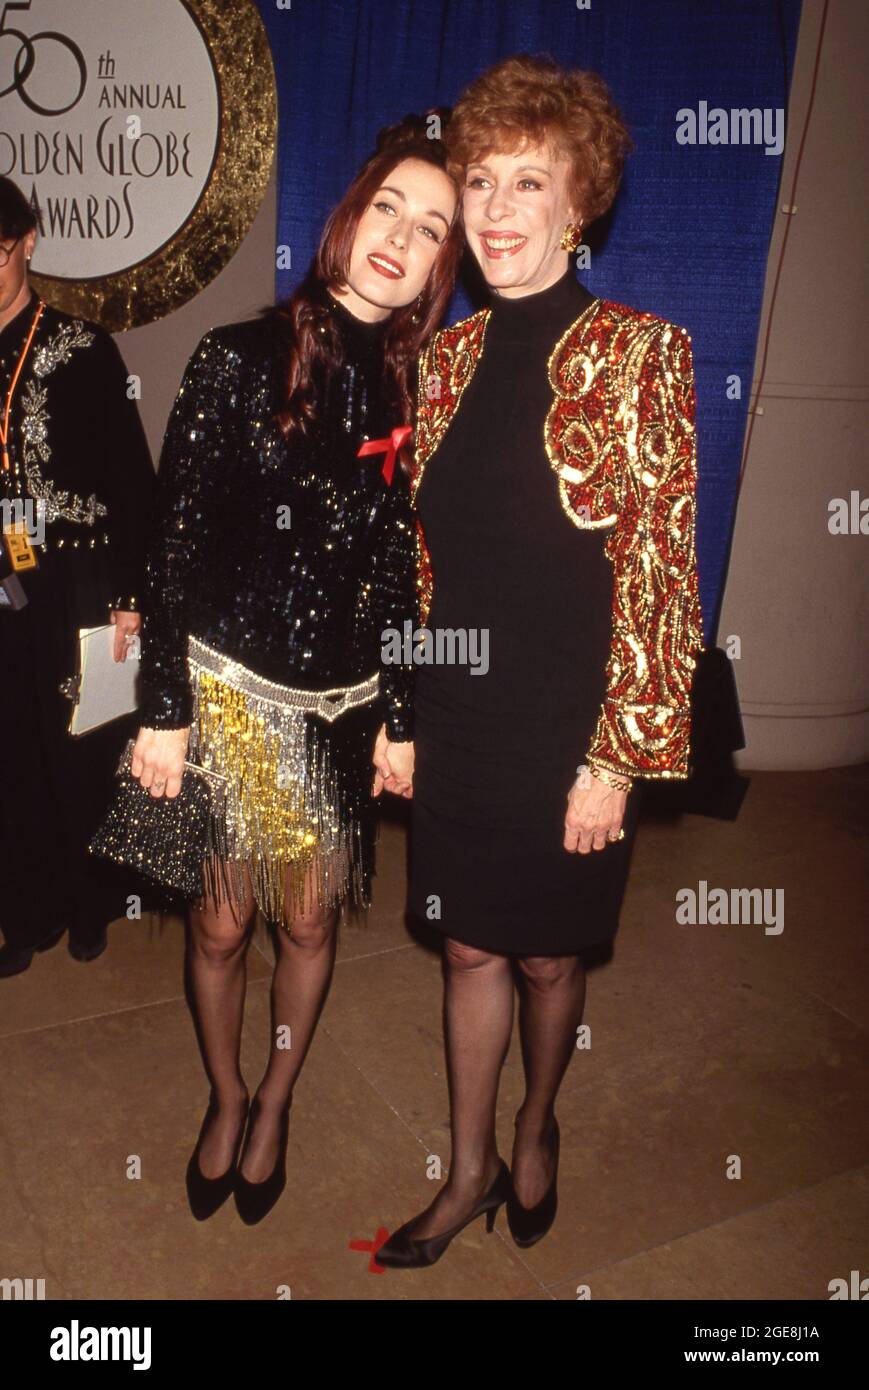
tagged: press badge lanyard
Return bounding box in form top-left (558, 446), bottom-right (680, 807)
top-left (1, 298), bottom-right (45, 475)
top-left (1, 298), bottom-right (45, 575)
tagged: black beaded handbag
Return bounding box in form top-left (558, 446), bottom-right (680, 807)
top-left (89, 738), bottom-right (231, 901)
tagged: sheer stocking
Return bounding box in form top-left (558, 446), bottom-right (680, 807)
top-left (402, 937), bottom-right (513, 1241)
top-left (186, 865), bottom-right (257, 1178)
top-left (511, 953), bottom-right (586, 1207)
top-left (239, 867), bottom-right (340, 1182)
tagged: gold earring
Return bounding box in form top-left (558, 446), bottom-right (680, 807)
top-left (560, 222), bottom-right (582, 252)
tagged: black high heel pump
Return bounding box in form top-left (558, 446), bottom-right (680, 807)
top-left (507, 1119), bottom-right (560, 1248)
top-left (377, 1160), bottom-right (512, 1269)
top-left (185, 1092), bottom-right (249, 1222)
top-left (233, 1094), bottom-right (291, 1226)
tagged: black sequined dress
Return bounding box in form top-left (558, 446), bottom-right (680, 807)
top-left (137, 287), bottom-right (416, 920)
top-left (410, 269), bottom-right (643, 955)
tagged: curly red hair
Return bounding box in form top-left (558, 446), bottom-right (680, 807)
top-left (446, 54), bottom-right (634, 225)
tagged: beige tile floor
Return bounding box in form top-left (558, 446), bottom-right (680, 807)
top-left (0, 766), bottom-right (866, 1300)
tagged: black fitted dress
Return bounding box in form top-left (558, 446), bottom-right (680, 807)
top-left (409, 268), bottom-right (643, 955)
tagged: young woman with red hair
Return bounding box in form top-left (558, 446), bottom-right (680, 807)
top-left (127, 115), bottom-right (460, 1225)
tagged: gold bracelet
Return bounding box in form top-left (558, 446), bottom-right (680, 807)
top-left (588, 763), bottom-right (633, 793)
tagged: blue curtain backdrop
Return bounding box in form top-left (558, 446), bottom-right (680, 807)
top-left (253, 0), bottom-right (802, 645)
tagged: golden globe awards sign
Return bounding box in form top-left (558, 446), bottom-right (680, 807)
top-left (0, 0), bottom-right (276, 328)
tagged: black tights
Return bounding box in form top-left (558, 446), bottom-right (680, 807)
top-left (405, 938), bottom-right (586, 1240)
top-left (188, 888), bottom-right (585, 1212)
top-left (187, 866), bottom-right (339, 1181)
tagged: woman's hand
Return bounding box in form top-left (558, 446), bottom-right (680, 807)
top-left (372, 723), bottom-right (414, 798)
top-left (131, 726), bottom-right (190, 799)
top-left (110, 609), bottom-right (142, 663)
top-left (564, 771), bottom-right (627, 853)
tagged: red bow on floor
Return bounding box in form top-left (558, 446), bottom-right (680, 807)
top-left (357, 424), bottom-right (413, 485)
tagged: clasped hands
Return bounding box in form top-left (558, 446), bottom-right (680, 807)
top-left (372, 725), bottom-right (627, 853)
top-left (372, 724), bottom-right (414, 799)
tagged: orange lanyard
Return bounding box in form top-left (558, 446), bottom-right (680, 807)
top-left (1, 299), bottom-right (45, 473)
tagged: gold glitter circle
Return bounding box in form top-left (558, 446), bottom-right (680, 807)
top-left (29, 0), bottom-right (276, 331)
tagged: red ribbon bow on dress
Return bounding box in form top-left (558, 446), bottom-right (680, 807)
top-left (357, 424), bottom-right (412, 486)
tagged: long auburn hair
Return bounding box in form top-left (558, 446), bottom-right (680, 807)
top-left (264, 112), bottom-right (462, 454)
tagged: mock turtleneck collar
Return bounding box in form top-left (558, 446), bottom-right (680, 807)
top-left (487, 264), bottom-right (596, 340)
top-left (323, 285), bottom-right (391, 353)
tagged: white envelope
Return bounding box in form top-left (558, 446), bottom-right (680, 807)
top-left (66, 623), bottom-right (141, 737)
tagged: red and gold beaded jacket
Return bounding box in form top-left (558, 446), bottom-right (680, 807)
top-left (410, 296), bottom-right (705, 781)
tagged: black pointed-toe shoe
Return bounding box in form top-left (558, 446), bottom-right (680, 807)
top-left (377, 1160), bottom-right (513, 1269)
top-left (506, 1120), bottom-right (560, 1248)
top-left (0, 926), bottom-right (66, 978)
top-left (68, 926), bottom-right (108, 962)
top-left (185, 1093), bottom-right (249, 1222)
top-left (233, 1096), bottom-right (291, 1226)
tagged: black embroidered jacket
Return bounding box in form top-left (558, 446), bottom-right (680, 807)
top-left (0, 287), bottom-right (154, 612)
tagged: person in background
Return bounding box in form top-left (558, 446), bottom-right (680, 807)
top-left (0, 176), bottom-right (155, 978)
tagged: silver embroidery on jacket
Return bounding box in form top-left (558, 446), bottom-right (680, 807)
top-left (22, 320), bottom-right (108, 525)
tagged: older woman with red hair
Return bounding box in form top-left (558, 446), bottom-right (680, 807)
top-left (376, 55), bottom-right (704, 1267)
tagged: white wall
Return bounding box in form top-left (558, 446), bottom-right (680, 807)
top-left (720, 0), bottom-right (868, 769)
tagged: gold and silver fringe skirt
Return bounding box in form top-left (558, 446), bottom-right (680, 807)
top-left (186, 634), bottom-right (382, 926)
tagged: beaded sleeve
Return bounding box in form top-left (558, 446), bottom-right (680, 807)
top-left (412, 337), bottom-right (436, 626)
top-left (411, 316), bottom-right (489, 625)
top-left (585, 322), bottom-right (705, 780)
top-left (138, 329), bottom-right (242, 729)
top-left (372, 464), bottom-right (417, 742)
